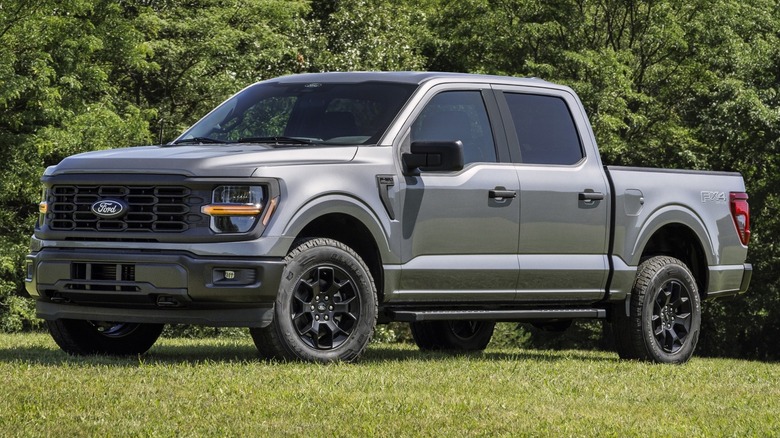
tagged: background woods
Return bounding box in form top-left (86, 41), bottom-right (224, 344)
top-left (1, 0), bottom-right (777, 358)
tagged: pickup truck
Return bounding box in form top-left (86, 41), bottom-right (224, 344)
top-left (25, 72), bottom-right (752, 364)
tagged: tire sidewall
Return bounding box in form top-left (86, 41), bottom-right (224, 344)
top-left (441, 321), bottom-right (495, 351)
top-left (47, 319), bottom-right (163, 356)
top-left (640, 260), bottom-right (701, 364)
top-left (274, 239), bottom-right (376, 362)
top-left (411, 320), bottom-right (495, 351)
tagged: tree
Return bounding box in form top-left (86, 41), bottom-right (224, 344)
top-left (0, 0), bottom-right (152, 330)
top-left (293, 0), bottom-right (428, 72)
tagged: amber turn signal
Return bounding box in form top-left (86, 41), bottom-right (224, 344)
top-left (201, 204), bottom-right (263, 216)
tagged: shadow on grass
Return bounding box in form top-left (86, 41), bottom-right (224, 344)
top-left (0, 341), bottom-right (261, 367)
top-left (361, 344), bottom-right (619, 364)
top-left (0, 340), bottom-right (620, 367)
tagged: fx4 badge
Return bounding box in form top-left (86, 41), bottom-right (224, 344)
top-left (701, 191), bottom-right (727, 204)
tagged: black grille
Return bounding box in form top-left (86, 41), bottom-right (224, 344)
top-left (67, 262), bottom-right (138, 292)
top-left (49, 185), bottom-right (200, 233)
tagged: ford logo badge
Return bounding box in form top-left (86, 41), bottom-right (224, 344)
top-left (91, 199), bottom-right (128, 219)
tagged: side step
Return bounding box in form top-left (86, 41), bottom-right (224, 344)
top-left (389, 308), bottom-right (606, 323)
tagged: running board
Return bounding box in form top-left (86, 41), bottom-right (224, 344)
top-left (389, 308), bottom-right (606, 322)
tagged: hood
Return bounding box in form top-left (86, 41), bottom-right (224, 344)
top-left (49, 144), bottom-right (359, 177)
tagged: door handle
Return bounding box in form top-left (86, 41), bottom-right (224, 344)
top-left (578, 191), bottom-right (605, 201)
top-left (489, 189), bottom-right (517, 199)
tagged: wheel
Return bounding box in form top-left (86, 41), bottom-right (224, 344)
top-left (612, 256), bottom-right (701, 364)
top-left (250, 238), bottom-right (377, 363)
top-left (46, 319), bottom-right (163, 356)
top-left (531, 319), bottom-right (573, 332)
top-left (410, 320), bottom-right (495, 351)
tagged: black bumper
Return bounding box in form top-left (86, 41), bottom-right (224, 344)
top-left (26, 248), bottom-right (285, 327)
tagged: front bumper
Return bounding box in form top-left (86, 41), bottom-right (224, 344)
top-left (25, 248), bottom-right (285, 327)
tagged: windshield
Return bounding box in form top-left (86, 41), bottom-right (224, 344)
top-left (175, 81), bottom-right (417, 146)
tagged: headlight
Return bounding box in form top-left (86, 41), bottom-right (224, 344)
top-left (201, 186), bottom-right (265, 233)
top-left (37, 187), bottom-right (49, 228)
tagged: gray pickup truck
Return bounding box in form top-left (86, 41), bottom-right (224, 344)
top-left (25, 72), bottom-right (752, 363)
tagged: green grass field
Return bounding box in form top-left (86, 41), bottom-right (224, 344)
top-left (0, 332), bottom-right (778, 437)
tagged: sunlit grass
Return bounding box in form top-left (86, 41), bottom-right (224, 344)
top-left (1, 332), bottom-right (777, 436)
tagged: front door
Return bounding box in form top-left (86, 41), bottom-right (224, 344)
top-left (396, 87), bottom-right (520, 302)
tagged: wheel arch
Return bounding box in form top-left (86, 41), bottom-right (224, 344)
top-left (282, 195), bottom-right (391, 300)
top-left (636, 220), bottom-right (710, 297)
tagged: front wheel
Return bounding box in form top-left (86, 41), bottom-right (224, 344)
top-left (251, 238), bottom-right (377, 363)
top-left (46, 319), bottom-right (163, 356)
top-left (410, 320), bottom-right (495, 351)
top-left (612, 256), bottom-right (701, 364)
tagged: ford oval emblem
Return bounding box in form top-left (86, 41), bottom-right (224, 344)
top-left (91, 199), bottom-right (128, 219)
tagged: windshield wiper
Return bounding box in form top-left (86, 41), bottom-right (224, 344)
top-left (236, 136), bottom-right (321, 145)
top-left (172, 137), bottom-right (231, 145)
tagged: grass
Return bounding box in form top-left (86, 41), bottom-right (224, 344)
top-left (1, 332), bottom-right (778, 437)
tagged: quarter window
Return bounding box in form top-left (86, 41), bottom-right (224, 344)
top-left (411, 91), bottom-right (497, 164)
top-left (504, 93), bottom-right (583, 165)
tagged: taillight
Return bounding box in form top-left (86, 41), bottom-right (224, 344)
top-left (730, 192), bottom-right (750, 246)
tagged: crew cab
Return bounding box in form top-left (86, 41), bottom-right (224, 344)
top-left (26, 72), bottom-right (752, 363)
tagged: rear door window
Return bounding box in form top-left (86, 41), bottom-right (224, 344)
top-left (503, 93), bottom-right (583, 165)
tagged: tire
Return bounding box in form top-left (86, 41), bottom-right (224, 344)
top-left (410, 320), bottom-right (495, 351)
top-left (531, 319), bottom-right (573, 332)
top-left (46, 319), bottom-right (163, 356)
top-left (612, 256), bottom-right (701, 364)
top-left (250, 238), bottom-right (377, 363)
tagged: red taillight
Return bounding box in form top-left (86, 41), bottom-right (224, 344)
top-left (730, 192), bottom-right (750, 246)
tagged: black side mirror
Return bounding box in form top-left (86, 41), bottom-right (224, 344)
top-left (402, 141), bottom-right (464, 174)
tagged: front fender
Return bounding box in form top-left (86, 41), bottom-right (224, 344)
top-left (281, 194), bottom-right (397, 264)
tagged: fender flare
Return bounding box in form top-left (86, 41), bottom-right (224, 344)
top-left (281, 194), bottom-right (396, 263)
top-left (630, 205), bottom-right (716, 267)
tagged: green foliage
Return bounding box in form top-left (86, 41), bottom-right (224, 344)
top-left (162, 325), bottom-right (251, 339)
top-left (372, 322), bottom-right (414, 344)
top-left (297, 0), bottom-right (428, 72)
top-left (119, 0), bottom-right (309, 140)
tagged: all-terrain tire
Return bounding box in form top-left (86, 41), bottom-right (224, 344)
top-left (250, 238), bottom-right (377, 363)
top-left (612, 256), bottom-right (701, 364)
top-left (46, 319), bottom-right (164, 356)
top-left (410, 320), bottom-right (495, 351)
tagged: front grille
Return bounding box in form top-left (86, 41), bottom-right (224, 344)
top-left (67, 262), bottom-right (139, 292)
top-left (49, 185), bottom-right (201, 233)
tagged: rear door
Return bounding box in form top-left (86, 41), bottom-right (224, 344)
top-left (395, 84), bottom-right (521, 302)
top-left (494, 86), bottom-right (610, 302)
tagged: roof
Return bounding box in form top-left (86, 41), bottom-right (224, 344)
top-left (270, 71), bottom-right (550, 87)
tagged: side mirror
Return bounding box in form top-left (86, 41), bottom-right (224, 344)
top-left (402, 141), bottom-right (464, 174)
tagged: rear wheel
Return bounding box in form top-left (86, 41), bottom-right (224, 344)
top-left (531, 319), bottom-right (573, 332)
top-left (612, 256), bottom-right (701, 364)
top-left (46, 319), bottom-right (163, 356)
top-left (410, 320), bottom-right (495, 351)
top-left (251, 238), bottom-right (377, 363)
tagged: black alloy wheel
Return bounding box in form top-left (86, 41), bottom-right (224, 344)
top-left (652, 278), bottom-right (694, 354)
top-left (291, 265), bottom-right (361, 350)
